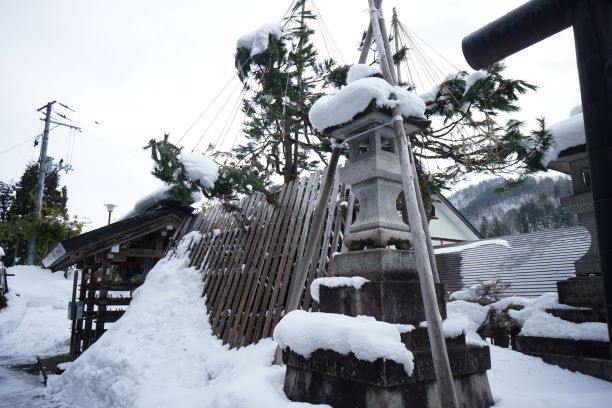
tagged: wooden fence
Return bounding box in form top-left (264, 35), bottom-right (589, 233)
top-left (173, 168), bottom-right (349, 348)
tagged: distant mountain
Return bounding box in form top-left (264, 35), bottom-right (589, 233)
top-left (448, 176), bottom-right (578, 238)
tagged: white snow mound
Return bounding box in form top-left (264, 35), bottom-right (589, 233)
top-left (309, 77), bottom-right (426, 132)
top-left (48, 232), bottom-right (315, 408)
top-left (236, 22), bottom-right (283, 57)
top-left (346, 64), bottom-right (382, 84)
top-left (274, 310), bottom-right (415, 375)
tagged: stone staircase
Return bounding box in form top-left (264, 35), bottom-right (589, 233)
top-left (514, 276), bottom-right (612, 382)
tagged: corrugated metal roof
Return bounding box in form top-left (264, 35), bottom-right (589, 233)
top-left (435, 226), bottom-right (590, 297)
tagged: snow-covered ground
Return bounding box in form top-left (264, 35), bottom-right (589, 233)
top-left (0, 265), bottom-right (74, 407)
top-left (1, 246), bottom-right (612, 407)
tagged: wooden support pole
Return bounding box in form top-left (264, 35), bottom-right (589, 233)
top-left (368, 1), bottom-right (458, 406)
top-left (69, 270), bottom-right (79, 355)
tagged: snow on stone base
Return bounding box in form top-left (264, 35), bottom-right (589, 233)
top-left (309, 276), bottom-right (369, 303)
top-left (308, 77), bottom-right (426, 133)
top-left (273, 310), bottom-right (415, 376)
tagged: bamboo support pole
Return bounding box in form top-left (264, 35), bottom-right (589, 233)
top-left (368, 1), bottom-right (459, 406)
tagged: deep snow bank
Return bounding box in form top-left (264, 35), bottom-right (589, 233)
top-left (48, 232), bottom-right (323, 408)
top-left (0, 265), bottom-right (73, 357)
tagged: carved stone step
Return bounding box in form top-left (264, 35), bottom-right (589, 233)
top-left (546, 308), bottom-right (607, 323)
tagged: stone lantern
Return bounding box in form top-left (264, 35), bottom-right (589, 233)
top-left (329, 108), bottom-right (429, 251)
top-left (281, 105), bottom-right (494, 408)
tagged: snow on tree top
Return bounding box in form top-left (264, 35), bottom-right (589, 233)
top-left (346, 64), bottom-right (382, 84)
top-left (179, 152), bottom-right (219, 189)
top-left (309, 77), bottom-right (426, 133)
top-left (541, 111), bottom-right (586, 167)
top-left (236, 22), bottom-right (283, 57)
top-left (273, 310), bottom-right (415, 375)
top-left (0, 246), bottom-right (4, 258)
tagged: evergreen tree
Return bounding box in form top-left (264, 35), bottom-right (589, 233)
top-left (230, 0), bottom-right (341, 184)
top-left (0, 162), bottom-right (81, 266)
top-left (479, 216), bottom-right (489, 238)
top-left (0, 181), bottom-right (14, 223)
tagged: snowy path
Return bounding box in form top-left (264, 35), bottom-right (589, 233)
top-left (0, 266), bottom-right (73, 407)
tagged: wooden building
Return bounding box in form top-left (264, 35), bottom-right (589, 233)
top-left (43, 204), bottom-right (191, 354)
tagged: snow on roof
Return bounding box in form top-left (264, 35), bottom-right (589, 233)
top-left (273, 310), bottom-right (415, 375)
top-left (180, 152), bottom-right (219, 189)
top-left (309, 77), bottom-right (426, 133)
top-left (542, 111), bottom-right (586, 167)
top-left (236, 22), bottom-right (283, 57)
top-left (434, 239), bottom-right (509, 255)
top-left (346, 64), bottom-right (382, 84)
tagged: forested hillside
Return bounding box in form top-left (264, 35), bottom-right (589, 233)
top-left (449, 176), bottom-right (578, 238)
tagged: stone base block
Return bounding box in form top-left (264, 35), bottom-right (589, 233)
top-left (557, 276), bottom-right (604, 308)
top-left (332, 249), bottom-right (418, 281)
top-left (284, 364), bottom-right (494, 408)
top-left (319, 281), bottom-right (447, 326)
top-left (546, 307), bottom-right (607, 323)
top-left (515, 335), bottom-right (610, 360)
top-left (532, 353), bottom-right (612, 382)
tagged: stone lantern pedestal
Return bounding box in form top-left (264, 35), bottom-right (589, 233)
top-left (281, 108), bottom-right (494, 407)
top-left (548, 146), bottom-right (605, 309)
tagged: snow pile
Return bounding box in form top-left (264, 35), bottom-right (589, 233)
top-left (419, 314), bottom-right (471, 339)
top-left (274, 310), bottom-right (415, 375)
top-left (434, 239), bottom-right (509, 255)
top-left (447, 291), bottom-right (609, 343)
top-left (346, 64), bottom-right (382, 84)
top-left (541, 111), bottom-right (586, 167)
top-left (180, 152), bottom-right (220, 189)
top-left (309, 77), bottom-right (426, 132)
top-left (0, 265), bottom-right (73, 357)
top-left (236, 22), bottom-right (283, 57)
top-left (48, 232), bottom-right (315, 408)
top-left (519, 310), bottom-right (609, 341)
top-left (309, 276), bottom-right (369, 303)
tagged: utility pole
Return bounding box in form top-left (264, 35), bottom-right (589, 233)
top-left (26, 101), bottom-right (80, 265)
top-left (26, 101), bottom-right (55, 265)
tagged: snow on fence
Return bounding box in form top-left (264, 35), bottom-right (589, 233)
top-left (173, 168), bottom-right (348, 348)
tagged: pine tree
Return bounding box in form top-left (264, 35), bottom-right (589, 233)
top-left (0, 181), bottom-right (14, 223)
top-left (0, 162), bottom-right (81, 266)
top-left (230, 0), bottom-right (341, 184)
top-left (479, 216), bottom-right (489, 238)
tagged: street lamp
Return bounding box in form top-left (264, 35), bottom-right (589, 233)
top-left (104, 204), bottom-right (117, 225)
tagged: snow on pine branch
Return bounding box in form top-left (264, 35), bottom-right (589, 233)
top-left (309, 77), bottom-right (426, 133)
top-left (236, 22), bottom-right (284, 57)
top-left (180, 152), bottom-right (220, 189)
top-left (419, 70), bottom-right (490, 105)
top-left (273, 310), bottom-right (416, 375)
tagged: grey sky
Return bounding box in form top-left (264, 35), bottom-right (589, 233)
top-left (0, 0), bottom-right (580, 229)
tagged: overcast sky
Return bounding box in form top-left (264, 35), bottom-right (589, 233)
top-left (0, 0), bottom-right (580, 230)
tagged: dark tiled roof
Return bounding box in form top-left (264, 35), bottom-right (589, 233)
top-left (435, 226), bottom-right (590, 298)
